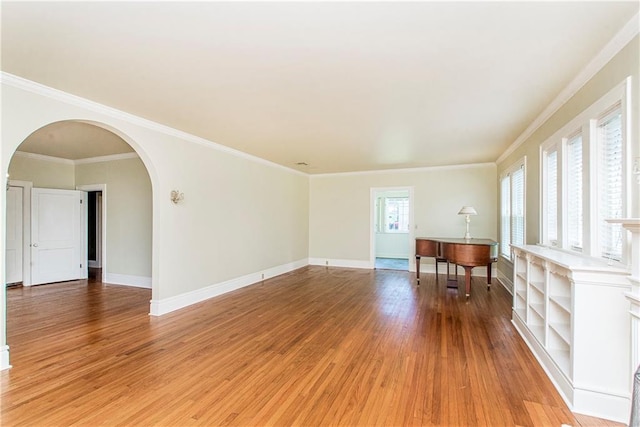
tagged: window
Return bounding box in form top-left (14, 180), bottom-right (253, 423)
top-left (382, 197), bottom-right (409, 233)
top-left (543, 148), bottom-right (558, 246)
top-left (500, 158), bottom-right (526, 259)
top-left (540, 78), bottom-right (629, 263)
top-left (566, 133), bottom-right (583, 251)
top-left (500, 176), bottom-right (510, 257)
top-left (597, 108), bottom-right (624, 261)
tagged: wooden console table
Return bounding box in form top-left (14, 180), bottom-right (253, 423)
top-left (415, 237), bottom-right (498, 297)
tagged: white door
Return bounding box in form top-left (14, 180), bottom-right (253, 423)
top-left (31, 188), bottom-right (87, 285)
top-left (6, 186), bottom-right (24, 284)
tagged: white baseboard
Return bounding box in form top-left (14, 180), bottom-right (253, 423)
top-left (308, 257), bottom-right (372, 269)
top-left (149, 258), bottom-right (309, 316)
top-left (104, 273), bottom-right (152, 289)
top-left (375, 253), bottom-right (410, 260)
top-left (417, 263), bottom-right (498, 278)
top-left (497, 270), bottom-right (513, 295)
top-left (0, 345), bottom-right (11, 371)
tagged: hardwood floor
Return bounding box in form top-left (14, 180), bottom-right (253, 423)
top-left (1, 267), bottom-right (624, 426)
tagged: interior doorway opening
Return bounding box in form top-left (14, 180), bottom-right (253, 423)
top-left (87, 190), bottom-right (103, 280)
top-left (370, 187), bottom-right (415, 271)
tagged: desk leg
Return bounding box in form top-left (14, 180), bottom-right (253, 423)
top-left (416, 255), bottom-right (421, 284)
top-left (487, 263), bottom-right (492, 290)
top-left (464, 266), bottom-right (473, 297)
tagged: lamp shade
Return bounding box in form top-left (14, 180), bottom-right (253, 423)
top-left (458, 206), bottom-right (477, 216)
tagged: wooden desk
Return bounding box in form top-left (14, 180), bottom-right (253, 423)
top-left (415, 237), bottom-right (498, 297)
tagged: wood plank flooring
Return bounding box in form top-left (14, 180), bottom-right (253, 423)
top-left (1, 266), bottom-right (624, 426)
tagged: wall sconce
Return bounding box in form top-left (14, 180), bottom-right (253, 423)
top-left (634, 157), bottom-right (640, 184)
top-left (458, 206), bottom-right (477, 239)
top-left (170, 190), bottom-right (184, 204)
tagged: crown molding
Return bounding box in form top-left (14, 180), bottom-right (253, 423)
top-left (310, 162), bottom-right (496, 178)
top-left (13, 151), bottom-right (75, 165)
top-left (0, 72), bottom-right (308, 177)
top-left (497, 12), bottom-right (639, 164)
top-left (13, 150), bottom-right (141, 166)
top-left (74, 152), bottom-right (139, 165)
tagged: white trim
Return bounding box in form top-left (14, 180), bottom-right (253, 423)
top-left (1, 72), bottom-right (307, 177)
top-left (497, 12), bottom-right (639, 165)
top-left (417, 262), bottom-right (497, 278)
top-left (497, 270), bottom-right (513, 295)
top-left (15, 150), bottom-right (139, 166)
top-left (13, 151), bottom-right (74, 165)
top-left (0, 345), bottom-right (10, 371)
top-left (312, 162), bottom-right (496, 178)
top-left (74, 152), bottom-right (138, 165)
top-left (150, 259), bottom-right (309, 316)
top-left (8, 180), bottom-right (32, 286)
top-left (104, 273), bottom-right (152, 289)
top-left (308, 257), bottom-right (373, 269)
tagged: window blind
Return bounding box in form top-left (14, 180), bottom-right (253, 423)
top-left (598, 110), bottom-right (623, 261)
top-left (545, 150), bottom-right (558, 245)
top-left (567, 135), bottom-right (583, 251)
top-left (511, 167), bottom-right (525, 247)
top-left (500, 175), bottom-right (511, 257)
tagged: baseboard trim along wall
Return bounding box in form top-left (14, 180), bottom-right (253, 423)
top-left (105, 273), bottom-right (152, 289)
top-left (497, 270), bottom-right (514, 294)
top-left (149, 258), bottom-right (309, 316)
top-left (415, 263), bottom-right (498, 278)
top-left (308, 258), bottom-right (372, 269)
top-left (1, 345), bottom-right (11, 371)
top-left (149, 258), bottom-right (502, 317)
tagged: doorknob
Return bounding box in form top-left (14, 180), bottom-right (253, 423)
top-left (33, 243), bottom-right (38, 247)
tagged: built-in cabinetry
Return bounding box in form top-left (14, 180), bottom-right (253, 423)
top-left (512, 245), bottom-right (631, 423)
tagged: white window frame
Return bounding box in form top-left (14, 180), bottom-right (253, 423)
top-left (500, 156), bottom-right (527, 261)
top-left (539, 77), bottom-right (631, 264)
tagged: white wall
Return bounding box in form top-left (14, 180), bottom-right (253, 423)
top-left (309, 164), bottom-right (497, 270)
top-left (375, 233), bottom-right (409, 259)
top-left (0, 75), bottom-right (311, 370)
top-left (76, 157), bottom-right (152, 280)
top-left (8, 154), bottom-right (153, 282)
top-left (9, 153), bottom-right (75, 189)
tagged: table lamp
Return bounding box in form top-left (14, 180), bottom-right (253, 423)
top-left (458, 206), bottom-right (477, 239)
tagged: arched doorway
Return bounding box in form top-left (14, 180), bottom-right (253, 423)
top-left (3, 119), bottom-right (156, 368)
top-left (7, 121), bottom-right (153, 288)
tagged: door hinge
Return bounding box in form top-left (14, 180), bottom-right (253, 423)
top-left (80, 263), bottom-right (83, 268)
top-left (80, 199), bottom-right (83, 204)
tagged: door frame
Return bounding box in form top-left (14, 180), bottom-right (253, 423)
top-left (370, 186), bottom-right (415, 271)
top-left (77, 184), bottom-right (106, 283)
top-left (7, 180), bottom-right (32, 286)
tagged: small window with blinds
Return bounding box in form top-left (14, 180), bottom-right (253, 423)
top-left (538, 77), bottom-right (630, 264)
top-left (500, 175), bottom-right (511, 257)
top-left (597, 107), bottom-right (623, 262)
top-left (543, 149), bottom-right (558, 246)
top-left (566, 133), bottom-right (583, 251)
top-left (500, 158), bottom-right (526, 260)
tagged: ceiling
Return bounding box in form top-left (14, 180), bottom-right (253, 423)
top-left (18, 121), bottom-right (135, 160)
top-left (2, 1), bottom-right (637, 174)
